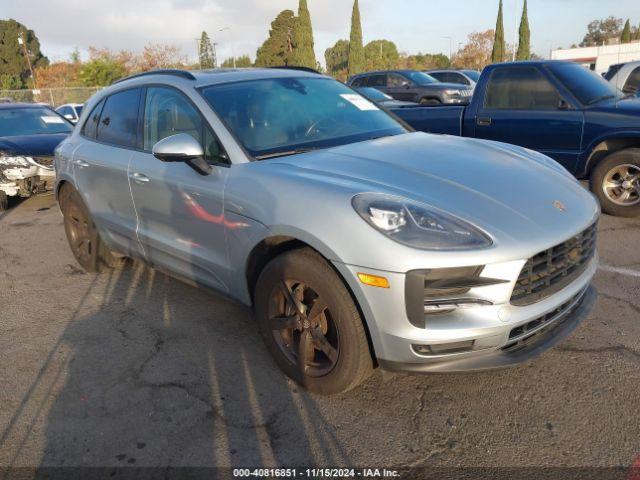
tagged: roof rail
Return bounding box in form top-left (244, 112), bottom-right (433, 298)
top-left (113, 69), bottom-right (196, 84)
top-left (269, 66), bottom-right (321, 74)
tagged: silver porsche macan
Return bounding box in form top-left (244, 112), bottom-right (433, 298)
top-left (54, 68), bottom-right (599, 394)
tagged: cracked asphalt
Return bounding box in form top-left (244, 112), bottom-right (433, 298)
top-left (0, 193), bottom-right (639, 473)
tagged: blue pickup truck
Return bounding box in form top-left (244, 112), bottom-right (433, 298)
top-left (392, 61), bottom-right (640, 217)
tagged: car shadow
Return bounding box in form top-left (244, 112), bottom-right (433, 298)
top-left (28, 260), bottom-right (353, 476)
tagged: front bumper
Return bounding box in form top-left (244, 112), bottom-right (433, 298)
top-left (379, 285), bottom-right (596, 373)
top-left (333, 253), bottom-right (597, 372)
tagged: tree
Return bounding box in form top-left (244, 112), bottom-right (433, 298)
top-left (199, 32), bottom-right (215, 69)
top-left (364, 40), bottom-right (399, 71)
top-left (398, 53), bottom-right (449, 70)
top-left (452, 30), bottom-right (495, 71)
top-left (292, 0), bottom-right (317, 68)
top-left (491, 0), bottom-right (505, 63)
top-left (35, 62), bottom-right (82, 88)
top-left (348, 0), bottom-right (365, 76)
top-left (79, 48), bottom-right (128, 86)
top-left (621, 19), bottom-right (632, 44)
top-left (0, 19), bottom-right (48, 88)
top-left (635, 24), bottom-right (640, 41)
top-left (255, 10), bottom-right (297, 67)
top-left (516, 0), bottom-right (530, 60)
top-left (581, 17), bottom-right (623, 46)
top-left (130, 43), bottom-right (187, 72)
top-left (325, 39), bottom-right (350, 80)
top-left (221, 55), bottom-right (253, 68)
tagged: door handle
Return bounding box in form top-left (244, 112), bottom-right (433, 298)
top-left (477, 117), bottom-right (492, 126)
top-left (74, 159), bottom-right (90, 168)
top-left (130, 172), bottom-right (150, 184)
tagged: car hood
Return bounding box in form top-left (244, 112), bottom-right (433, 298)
top-left (0, 133), bottom-right (70, 156)
top-left (274, 132), bottom-right (598, 247)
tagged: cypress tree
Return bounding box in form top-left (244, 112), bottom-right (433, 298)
top-left (293, 0), bottom-right (317, 68)
top-left (491, 0), bottom-right (505, 63)
top-left (198, 31), bottom-right (215, 69)
top-left (516, 0), bottom-right (530, 60)
top-left (348, 0), bottom-right (365, 76)
top-left (635, 23), bottom-right (640, 41)
top-left (621, 19), bottom-right (631, 43)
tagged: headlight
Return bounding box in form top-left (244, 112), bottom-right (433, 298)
top-left (0, 155), bottom-right (31, 167)
top-left (444, 89), bottom-right (461, 96)
top-left (352, 193), bottom-right (492, 250)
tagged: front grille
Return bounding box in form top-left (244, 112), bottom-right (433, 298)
top-left (510, 223), bottom-right (597, 306)
top-left (503, 288), bottom-right (586, 353)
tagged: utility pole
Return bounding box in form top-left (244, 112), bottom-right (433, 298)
top-left (212, 42), bottom-right (218, 69)
top-left (17, 33), bottom-right (37, 89)
top-left (442, 36), bottom-right (453, 62)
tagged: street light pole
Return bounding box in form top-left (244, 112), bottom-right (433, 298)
top-left (17, 33), bottom-right (37, 89)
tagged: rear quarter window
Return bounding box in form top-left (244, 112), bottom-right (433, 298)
top-left (81, 99), bottom-right (105, 139)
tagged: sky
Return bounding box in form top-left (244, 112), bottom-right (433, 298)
top-left (2, 0), bottom-right (639, 66)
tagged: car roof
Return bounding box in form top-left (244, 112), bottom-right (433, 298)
top-left (0, 102), bottom-right (51, 110)
top-left (113, 67), bottom-right (327, 89)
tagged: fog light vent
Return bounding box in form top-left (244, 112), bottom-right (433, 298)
top-left (412, 340), bottom-right (475, 356)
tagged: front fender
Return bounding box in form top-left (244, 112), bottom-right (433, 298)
top-left (581, 130), bottom-right (640, 176)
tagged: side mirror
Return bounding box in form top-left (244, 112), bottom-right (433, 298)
top-left (152, 133), bottom-right (212, 176)
top-left (558, 99), bottom-right (570, 110)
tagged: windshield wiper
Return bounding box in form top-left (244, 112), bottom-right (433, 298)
top-left (254, 147), bottom-right (319, 160)
top-left (586, 94), bottom-right (616, 105)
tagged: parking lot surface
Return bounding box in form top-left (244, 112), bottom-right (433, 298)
top-left (1, 194), bottom-right (639, 472)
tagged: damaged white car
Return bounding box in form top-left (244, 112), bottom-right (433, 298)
top-left (0, 103), bottom-right (73, 211)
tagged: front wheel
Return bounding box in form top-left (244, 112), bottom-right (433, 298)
top-left (590, 148), bottom-right (640, 217)
top-left (0, 191), bottom-right (8, 212)
top-left (254, 248), bottom-right (374, 395)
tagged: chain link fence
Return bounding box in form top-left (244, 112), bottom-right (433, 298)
top-left (0, 87), bottom-right (103, 107)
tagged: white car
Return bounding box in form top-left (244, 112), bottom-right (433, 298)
top-left (55, 103), bottom-right (84, 124)
top-left (604, 61), bottom-right (640, 96)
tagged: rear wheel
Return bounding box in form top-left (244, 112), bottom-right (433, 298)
top-left (59, 184), bottom-right (124, 272)
top-left (254, 248), bottom-right (373, 395)
top-left (0, 191), bottom-right (8, 212)
top-left (591, 148), bottom-right (640, 217)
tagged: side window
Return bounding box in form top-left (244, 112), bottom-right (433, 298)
top-left (451, 73), bottom-right (470, 85)
top-left (58, 106), bottom-right (70, 116)
top-left (351, 77), bottom-right (365, 87)
top-left (96, 88), bottom-right (141, 148)
top-left (143, 86), bottom-right (228, 165)
top-left (369, 75), bottom-right (386, 87)
top-left (484, 67), bottom-right (561, 110)
top-left (624, 67), bottom-right (640, 93)
top-left (388, 74), bottom-right (407, 87)
top-left (81, 99), bottom-right (105, 140)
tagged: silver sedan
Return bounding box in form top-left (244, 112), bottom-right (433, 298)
top-left (55, 68), bottom-right (599, 394)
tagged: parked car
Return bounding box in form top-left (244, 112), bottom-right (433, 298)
top-left (0, 103), bottom-right (73, 211)
top-left (55, 68), bottom-right (598, 394)
top-left (393, 60), bottom-right (640, 217)
top-left (355, 87), bottom-right (419, 108)
top-left (603, 61), bottom-right (640, 96)
top-left (55, 103), bottom-right (84, 124)
top-left (426, 69), bottom-right (480, 91)
top-left (347, 70), bottom-right (473, 106)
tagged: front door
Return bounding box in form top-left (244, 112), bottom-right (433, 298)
top-left (129, 86), bottom-right (231, 292)
top-left (473, 66), bottom-right (584, 171)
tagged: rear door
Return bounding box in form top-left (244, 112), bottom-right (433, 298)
top-left (473, 66), bottom-right (584, 171)
top-left (129, 86), bottom-right (231, 292)
top-left (72, 89), bottom-right (144, 257)
top-left (386, 73), bottom-right (416, 102)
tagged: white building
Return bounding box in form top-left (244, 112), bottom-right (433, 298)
top-left (551, 41), bottom-right (640, 74)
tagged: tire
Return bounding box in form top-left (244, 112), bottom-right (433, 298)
top-left (254, 247), bottom-right (374, 395)
top-left (590, 148), bottom-right (640, 217)
top-left (0, 191), bottom-right (8, 212)
top-left (59, 184), bottom-right (125, 272)
top-left (420, 97), bottom-right (441, 106)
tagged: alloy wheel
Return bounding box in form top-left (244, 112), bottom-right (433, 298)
top-left (268, 280), bottom-right (340, 378)
top-left (602, 164), bottom-right (640, 206)
top-left (65, 200), bottom-right (94, 266)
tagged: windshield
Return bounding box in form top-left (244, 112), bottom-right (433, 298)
top-left (0, 107), bottom-right (73, 136)
top-left (547, 63), bottom-right (620, 105)
top-left (75, 105), bottom-right (83, 115)
top-left (357, 87), bottom-right (393, 101)
top-left (403, 71), bottom-right (437, 85)
top-left (201, 77), bottom-right (406, 159)
top-left (462, 70), bottom-right (481, 82)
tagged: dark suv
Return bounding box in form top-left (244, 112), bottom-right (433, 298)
top-left (348, 70), bottom-right (473, 106)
